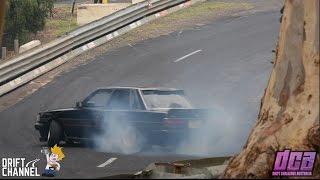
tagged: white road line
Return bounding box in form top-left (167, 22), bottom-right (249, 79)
top-left (97, 157), bottom-right (117, 168)
top-left (174, 49), bottom-right (202, 62)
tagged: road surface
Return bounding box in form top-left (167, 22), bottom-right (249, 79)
top-left (0, 10), bottom-right (280, 178)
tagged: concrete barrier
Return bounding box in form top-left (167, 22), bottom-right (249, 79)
top-left (132, 0), bottom-right (145, 4)
top-left (134, 162), bottom-right (213, 179)
top-left (19, 40), bottom-right (41, 53)
top-left (77, 3), bottom-right (131, 25)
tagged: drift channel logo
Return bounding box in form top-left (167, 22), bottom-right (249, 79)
top-left (272, 150), bottom-right (317, 177)
top-left (1, 158), bottom-right (40, 177)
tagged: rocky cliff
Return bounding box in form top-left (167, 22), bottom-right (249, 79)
top-left (224, 0), bottom-right (319, 178)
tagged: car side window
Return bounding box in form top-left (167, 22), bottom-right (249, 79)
top-left (84, 90), bottom-right (113, 107)
top-left (106, 89), bottom-right (130, 110)
top-left (131, 90), bottom-right (145, 110)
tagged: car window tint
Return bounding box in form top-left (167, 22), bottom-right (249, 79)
top-left (142, 90), bottom-right (192, 109)
top-left (131, 90), bottom-right (144, 110)
top-left (107, 89), bottom-right (130, 110)
top-left (85, 90), bottom-right (113, 107)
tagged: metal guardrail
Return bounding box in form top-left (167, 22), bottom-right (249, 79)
top-left (0, 0), bottom-right (187, 86)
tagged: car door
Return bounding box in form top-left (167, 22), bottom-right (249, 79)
top-left (61, 89), bottom-right (113, 139)
top-left (104, 88), bottom-right (157, 127)
top-left (127, 90), bottom-right (166, 134)
top-left (107, 89), bottom-right (165, 135)
top-left (99, 89), bottom-right (166, 145)
top-left (103, 89), bottom-right (132, 127)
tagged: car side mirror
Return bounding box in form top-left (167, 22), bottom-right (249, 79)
top-left (76, 101), bottom-right (82, 108)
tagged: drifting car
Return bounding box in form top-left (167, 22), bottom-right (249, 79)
top-left (35, 87), bottom-right (207, 147)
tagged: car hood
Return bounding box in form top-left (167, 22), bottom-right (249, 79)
top-left (40, 107), bottom-right (77, 114)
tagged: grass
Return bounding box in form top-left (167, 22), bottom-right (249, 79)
top-left (46, 18), bottom-right (77, 37)
top-left (116, 1), bottom-right (253, 44)
top-left (164, 1), bottom-right (253, 22)
top-left (46, 6), bottom-right (78, 37)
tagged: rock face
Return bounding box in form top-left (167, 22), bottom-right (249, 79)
top-left (224, 0), bottom-right (319, 178)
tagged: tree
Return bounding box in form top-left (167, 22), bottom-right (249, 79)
top-left (2, 0), bottom-right (54, 49)
top-left (224, 0), bottom-right (319, 178)
top-left (0, 0), bottom-right (7, 47)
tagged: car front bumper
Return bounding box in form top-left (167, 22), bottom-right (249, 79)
top-left (35, 121), bottom-right (49, 142)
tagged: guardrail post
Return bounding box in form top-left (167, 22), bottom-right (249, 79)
top-left (1, 47), bottom-right (6, 60)
top-left (14, 39), bottom-right (19, 54)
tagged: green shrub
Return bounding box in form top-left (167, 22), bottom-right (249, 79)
top-left (3, 0), bottom-right (54, 49)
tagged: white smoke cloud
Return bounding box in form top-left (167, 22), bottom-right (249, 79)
top-left (91, 106), bottom-right (246, 156)
top-left (92, 113), bottom-right (146, 154)
top-left (90, 98), bottom-right (251, 157)
top-left (174, 105), bottom-right (240, 156)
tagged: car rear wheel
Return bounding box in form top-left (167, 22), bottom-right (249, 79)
top-left (47, 120), bottom-right (63, 147)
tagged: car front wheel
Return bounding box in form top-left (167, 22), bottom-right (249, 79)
top-left (47, 120), bottom-right (63, 147)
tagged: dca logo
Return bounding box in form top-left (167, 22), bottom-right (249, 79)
top-left (272, 150), bottom-right (317, 177)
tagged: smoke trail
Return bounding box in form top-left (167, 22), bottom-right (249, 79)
top-left (174, 104), bottom-right (241, 156)
top-left (93, 112), bottom-right (146, 154)
top-left (91, 105), bottom-right (246, 156)
top-left (89, 94), bottom-right (253, 156)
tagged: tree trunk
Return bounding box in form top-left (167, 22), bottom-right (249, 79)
top-left (224, 0), bottom-right (319, 178)
top-left (0, 0), bottom-right (7, 47)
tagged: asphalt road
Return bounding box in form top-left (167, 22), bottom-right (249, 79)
top-left (0, 10), bottom-right (280, 178)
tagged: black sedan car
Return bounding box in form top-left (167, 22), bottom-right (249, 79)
top-left (35, 87), bottom-right (207, 147)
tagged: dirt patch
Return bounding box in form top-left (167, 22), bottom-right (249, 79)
top-left (0, 1), bottom-right (253, 111)
top-left (35, 5), bottom-right (78, 44)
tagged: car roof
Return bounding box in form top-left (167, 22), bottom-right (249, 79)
top-left (95, 86), bottom-right (182, 91)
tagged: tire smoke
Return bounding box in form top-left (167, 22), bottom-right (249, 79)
top-left (92, 113), bottom-right (146, 154)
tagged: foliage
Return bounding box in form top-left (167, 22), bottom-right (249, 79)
top-left (3, 0), bottom-right (54, 48)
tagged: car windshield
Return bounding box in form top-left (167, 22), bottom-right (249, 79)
top-left (142, 90), bottom-right (192, 109)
